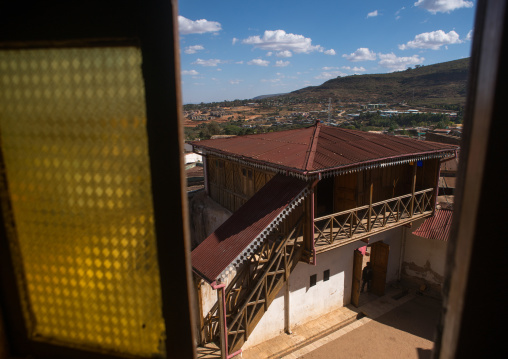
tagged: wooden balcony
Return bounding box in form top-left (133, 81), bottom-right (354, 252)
top-left (313, 188), bottom-right (435, 253)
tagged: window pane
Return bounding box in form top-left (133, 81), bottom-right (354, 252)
top-left (0, 47), bottom-right (165, 357)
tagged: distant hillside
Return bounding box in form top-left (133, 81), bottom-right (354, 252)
top-left (252, 93), bottom-right (288, 100)
top-left (289, 58), bottom-right (469, 106)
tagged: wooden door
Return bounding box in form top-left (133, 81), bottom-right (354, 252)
top-left (351, 249), bottom-right (363, 307)
top-left (370, 241), bottom-right (390, 296)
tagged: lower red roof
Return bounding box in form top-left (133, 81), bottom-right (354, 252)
top-left (192, 174), bottom-right (309, 283)
top-left (412, 208), bottom-right (453, 241)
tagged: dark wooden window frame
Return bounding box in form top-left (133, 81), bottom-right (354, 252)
top-left (0, 1), bottom-right (196, 359)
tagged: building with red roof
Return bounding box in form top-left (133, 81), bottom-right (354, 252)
top-left (190, 122), bottom-right (457, 356)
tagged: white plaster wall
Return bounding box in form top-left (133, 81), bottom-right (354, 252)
top-left (402, 218), bottom-right (447, 285)
top-left (200, 271), bottom-right (237, 321)
top-left (185, 152), bottom-right (202, 164)
top-left (243, 240), bottom-right (365, 349)
top-left (243, 227), bottom-right (405, 349)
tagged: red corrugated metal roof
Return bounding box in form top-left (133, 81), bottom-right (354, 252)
top-left (191, 123), bottom-right (458, 175)
top-left (191, 174), bottom-right (309, 283)
top-left (412, 208), bottom-right (453, 241)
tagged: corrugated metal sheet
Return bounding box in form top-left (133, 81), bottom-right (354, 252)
top-left (191, 123), bottom-right (458, 175)
top-left (191, 174), bottom-right (309, 283)
top-left (412, 208), bottom-right (453, 241)
top-left (439, 176), bottom-right (457, 189)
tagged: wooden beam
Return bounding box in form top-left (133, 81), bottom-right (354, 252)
top-left (284, 280), bottom-right (291, 334)
top-left (217, 288), bottom-right (227, 359)
top-left (437, 1), bottom-right (508, 358)
top-left (368, 182), bottom-right (373, 231)
top-left (0, 306), bottom-right (8, 359)
top-left (410, 163), bottom-right (417, 217)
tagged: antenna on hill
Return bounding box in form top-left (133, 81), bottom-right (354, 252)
top-left (328, 97), bottom-right (331, 123)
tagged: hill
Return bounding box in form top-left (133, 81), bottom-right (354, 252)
top-left (288, 58), bottom-right (469, 106)
top-left (252, 93), bottom-right (288, 100)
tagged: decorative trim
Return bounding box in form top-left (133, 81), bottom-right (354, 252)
top-left (217, 187), bottom-right (310, 282)
top-left (202, 148), bottom-right (456, 182)
top-left (320, 152), bottom-right (453, 179)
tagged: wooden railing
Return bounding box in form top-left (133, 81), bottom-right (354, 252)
top-left (314, 188), bottom-right (435, 251)
top-left (203, 215), bottom-right (304, 353)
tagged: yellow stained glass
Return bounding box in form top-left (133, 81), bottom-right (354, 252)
top-left (0, 48), bottom-right (165, 357)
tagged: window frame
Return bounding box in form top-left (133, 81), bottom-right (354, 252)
top-left (0, 1), bottom-right (196, 358)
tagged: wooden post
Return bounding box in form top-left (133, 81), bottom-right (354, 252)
top-left (195, 277), bottom-right (205, 345)
top-left (284, 280), bottom-right (291, 334)
top-left (303, 196), bottom-right (313, 262)
top-left (284, 244), bottom-right (291, 334)
top-left (244, 309), bottom-right (249, 341)
top-left (350, 212), bottom-right (353, 238)
top-left (330, 216), bottom-right (333, 240)
top-left (217, 287), bottom-right (227, 359)
top-left (368, 182), bottom-right (373, 231)
top-left (410, 163), bottom-right (417, 217)
top-left (264, 278), bottom-right (268, 311)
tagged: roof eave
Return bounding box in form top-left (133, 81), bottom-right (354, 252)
top-left (194, 144), bottom-right (457, 179)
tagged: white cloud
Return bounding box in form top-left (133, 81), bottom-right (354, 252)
top-left (192, 58), bottom-right (223, 67)
top-left (466, 29), bottom-right (473, 41)
top-left (178, 16), bottom-right (222, 35)
top-left (324, 49), bottom-right (336, 56)
top-left (342, 66), bottom-right (366, 72)
top-left (242, 30), bottom-right (324, 54)
top-left (235, 61), bottom-right (244, 64)
top-left (184, 45), bottom-right (204, 54)
top-left (399, 30), bottom-right (462, 50)
top-left (276, 50), bottom-right (293, 58)
top-left (275, 60), bottom-right (290, 67)
top-left (395, 7), bottom-right (405, 19)
top-left (315, 71), bottom-right (347, 80)
top-left (342, 48), bottom-right (377, 62)
top-left (261, 78), bottom-right (281, 83)
top-left (414, 0), bottom-right (473, 14)
top-left (232, 38), bottom-right (239, 45)
top-left (395, 7), bottom-right (406, 15)
top-left (247, 58), bottom-right (270, 66)
top-left (267, 52), bottom-right (273, 56)
top-left (322, 66), bottom-right (339, 70)
top-left (229, 79), bottom-right (242, 85)
top-left (378, 53), bottom-right (425, 71)
top-left (181, 70), bottom-right (199, 76)
top-left (367, 10), bottom-right (378, 18)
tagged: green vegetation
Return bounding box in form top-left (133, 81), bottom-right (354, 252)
top-left (341, 111), bottom-right (461, 132)
top-left (184, 121), bottom-right (308, 140)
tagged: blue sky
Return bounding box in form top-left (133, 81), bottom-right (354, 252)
top-left (178, 0), bottom-right (476, 104)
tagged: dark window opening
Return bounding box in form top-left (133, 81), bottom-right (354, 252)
top-left (323, 270), bottom-right (330, 281)
top-left (310, 274), bottom-right (317, 287)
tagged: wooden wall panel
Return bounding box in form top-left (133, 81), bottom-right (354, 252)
top-left (205, 155), bottom-right (276, 212)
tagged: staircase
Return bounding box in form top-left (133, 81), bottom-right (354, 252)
top-left (203, 213), bottom-right (305, 354)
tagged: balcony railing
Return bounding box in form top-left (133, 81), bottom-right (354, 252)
top-left (313, 188), bottom-right (435, 252)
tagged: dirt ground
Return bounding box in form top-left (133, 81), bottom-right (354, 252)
top-left (299, 295), bottom-right (442, 359)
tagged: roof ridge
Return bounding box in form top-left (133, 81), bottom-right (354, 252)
top-left (303, 121), bottom-right (321, 171)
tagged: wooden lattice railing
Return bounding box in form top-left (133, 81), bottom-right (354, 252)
top-left (203, 215), bottom-right (304, 354)
top-left (314, 188), bottom-right (435, 250)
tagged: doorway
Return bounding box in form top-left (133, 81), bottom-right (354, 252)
top-left (351, 241), bottom-right (390, 308)
top-left (316, 176), bottom-right (334, 217)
